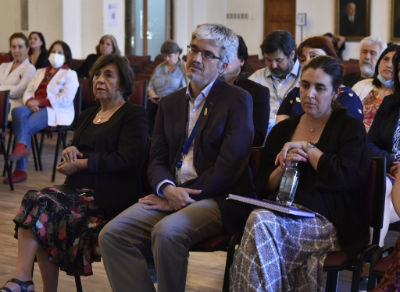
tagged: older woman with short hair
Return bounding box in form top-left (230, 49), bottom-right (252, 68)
top-left (0, 54), bottom-right (148, 292)
top-left (76, 34), bottom-right (121, 79)
top-left (147, 40), bottom-right (188, 135)
top-left (0, 33), bottom-right (36, 120)
top-left (230, 56), bottom-right (370, 291)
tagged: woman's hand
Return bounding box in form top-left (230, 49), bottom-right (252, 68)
top-left (275, 141), bottom-right (309, 169)
top-left (56, 159), bottom-right (88, 175)
top-left (27, 99), bottom-right (40, 112)
top-left (139, 194), bottom-right (174, 212)
top-left (62, 146), bottom-right (83, 162)
top-left (150, 95), bottom-right (160, 104)
top-left (390, 161), bottom-right (400, 176)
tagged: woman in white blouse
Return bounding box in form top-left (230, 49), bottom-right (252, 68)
top-left (0, 33), bottom-right (36, 120)
top-left (5, 40), bottom-right (79, 184)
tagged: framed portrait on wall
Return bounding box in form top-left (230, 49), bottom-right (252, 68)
top-left (335, 0), bottom-right (370, 41)
top-left (391, 0), bottom-right (400, 41)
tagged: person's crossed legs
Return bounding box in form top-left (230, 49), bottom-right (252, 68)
top-left (99, 198), bottom-right (223, 292)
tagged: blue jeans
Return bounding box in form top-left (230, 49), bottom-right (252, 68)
top-left (12, 106), bottom-right (48, 171)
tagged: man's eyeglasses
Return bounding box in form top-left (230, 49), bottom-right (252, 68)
top-left (187, 45), bottom-right (221, 61)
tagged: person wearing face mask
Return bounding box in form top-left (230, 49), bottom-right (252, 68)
top-left (276, 36), bottom-right (363, 124)
top-left (76, 35), bottom-right (121, 79)
top-left (146, 40), bottom-right (188, 135)
top-left (5, 40), bottom-right (79, 184)
top-left (28, 31), bottom-right (50, 70)
top-left (0, 33), bottom-right (36, 121)
top-left (352, 44), bottom-right (399, 132)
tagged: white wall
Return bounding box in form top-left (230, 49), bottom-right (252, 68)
top-left (174, 0), bottom-right (396, 61)
top-left (226, 0), bottom-right (263, 56)
top-left (63, 0), bottom-right (82, 59)
top-left (29, 0), bottom-right (64, 49)
top-left (0, 0), bottom-right (21, 52)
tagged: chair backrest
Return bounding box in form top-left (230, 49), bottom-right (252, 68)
top-left (129, 79), bottom-right (148, 108)
top-left (248, 148), bottom-right (261, 179)
top-left (78, 78), bottom-right (98, 110)
top-left (130, 56), bottom-right (151, 66)
top-left (0, 90), bottom-right (10, 136)
top-left (363, 157), bottom-right (386, 245)
top-left (73, 85), bottom-right (82, 123)
top-left (0, 53), bottom-right (10, 64)
top-left (143, 67), bottom-right (155, 74)
top-left (135, 74), bottom-right (152, 81)
top-left (141, 138), bottom-right (153, 196)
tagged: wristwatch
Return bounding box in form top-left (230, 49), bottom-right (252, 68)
top-left (304, 142), bottom-right (316, 153)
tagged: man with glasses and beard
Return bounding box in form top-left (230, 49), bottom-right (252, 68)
top-left (343, 36), bottom-right (387, 88)
top-left (99, 23), bottom-right (255, 292)
top-left (249, 30), bottom-right (301, 135)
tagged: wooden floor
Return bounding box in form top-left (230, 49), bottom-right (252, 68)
top-left (0, 134), bottom-right (397, 292)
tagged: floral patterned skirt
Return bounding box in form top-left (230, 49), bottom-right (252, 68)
top-left (13, 185), bottom-right (117, 276)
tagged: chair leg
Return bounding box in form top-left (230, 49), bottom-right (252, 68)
top-left (62, 130), bottom-right (67, 149)
top-left (31, 136), bottom-right (38, 171)
top-left (3, 128), bottom-right (13, 177)
top-left (51, 129), bottom-right (62, 182)
top-left (33, 134), bottom-right (42, 171)
top-left (2, 141), bottom-right (13, 191)
top-left (9, 136), bottom-right (16, 174)
top-left (75, 275), bottom-right (83, 292)
top-left (222, 231), bottom-right (243, 292)
top-left (39, 132), bottom-right (45, 158)
top-left (325, 271), bottom-right (339, 292)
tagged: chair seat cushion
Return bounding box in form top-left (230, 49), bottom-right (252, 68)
top-left (323, 251), bottom-right (349, 268)
top-left (190, 234), bottom-right (231, 252)
top-left (41, 126), bottom-right (57, 132)
top-left (373, 254), bottom-right (392, 275)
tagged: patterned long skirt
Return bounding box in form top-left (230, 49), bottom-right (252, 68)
top-left (230, 207), bottom-right (341, 292)
top-left (13, 185), bottom-right (116, 276)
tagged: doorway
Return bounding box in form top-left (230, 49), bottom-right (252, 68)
top-left (263, 0), bottom-right (296, 38)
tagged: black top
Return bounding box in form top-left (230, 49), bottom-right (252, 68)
top-left (32, 49), bottom-right (50, 69)
top-left (333, 39), bottom-right (345, 60)
top-left (277, 86), bottom-right (363, 121)
top-left (255, 108), bottom-right (370, 259)
top-left (76, 54), bottom-right (101, 79)
top-left (65, 102), bottom-right (149, 211)
top-left (368, 94), bottom-right (400, 172)
top-left (343, 72), bottom-right (367, 88)
top-left (234, 73), bottom-right (270, 147)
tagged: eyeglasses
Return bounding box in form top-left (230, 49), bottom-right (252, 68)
top-left (187, 45), bottom-right (221, 61)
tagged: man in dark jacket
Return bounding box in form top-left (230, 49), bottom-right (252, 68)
top-left (221, 36), bottom-right (270, 147)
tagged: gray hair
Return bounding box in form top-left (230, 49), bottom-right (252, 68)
top-left (360, 36), bottom-right (387, 55)
top-left (190, 23), bottom-right (238, 68)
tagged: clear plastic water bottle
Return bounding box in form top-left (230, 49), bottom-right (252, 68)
top-left (276, 162), bottom-right (301, 206)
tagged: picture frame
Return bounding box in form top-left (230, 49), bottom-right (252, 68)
top-left (391, 0), bottom-right (400, 41)
top-left (335, 0), bottom-right (370, 41)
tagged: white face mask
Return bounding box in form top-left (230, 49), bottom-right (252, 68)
top-left (48, 53), bottom-right (65, 68)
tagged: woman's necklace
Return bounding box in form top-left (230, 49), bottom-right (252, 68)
top-left (304, 115), bottom-right (328, 132)
top-left (96, 101), bottom-right (125, 124)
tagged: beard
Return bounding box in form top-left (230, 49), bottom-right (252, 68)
top-left (360, 64), bottom-right (374, 77)
top-left (270, 59), bottom-right (294, 79)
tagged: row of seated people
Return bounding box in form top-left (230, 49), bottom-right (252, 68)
top-left (1, 22), bottom-right (398, 292)
top-left (0, 32), bottom-right (134, 185)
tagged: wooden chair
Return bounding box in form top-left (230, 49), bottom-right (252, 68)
top-left (367, 245), bottom-right (395, 290)
top-left (135, 74), bottom-right (152, 82)
top-left (129, 80), bottom-right (148, 108)
top-left (143, 67), bottom-right (155, 74)
top-left (0, 90), bottom-right (13, 190)
top-left (129, 56), bottom-right (151, 66)
top-left (78, 78), bottom-right (98, 111)
top-left (323, 157), bottom-right (386, 292)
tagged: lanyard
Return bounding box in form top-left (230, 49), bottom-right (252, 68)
top-left (176, 111), bottom-right (202, 170)
top-left (269, 65), bottom-right (301, 104)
